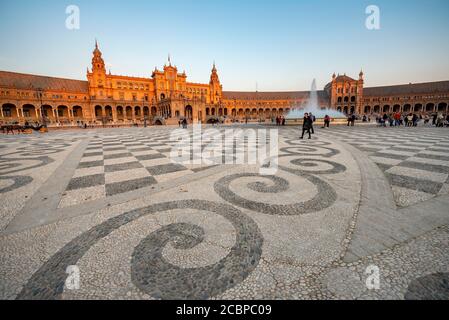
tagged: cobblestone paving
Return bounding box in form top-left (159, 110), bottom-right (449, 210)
top-left (0, 125), bottom-right (448, 300)
top-left (319, 126), bottom-right (449, 207)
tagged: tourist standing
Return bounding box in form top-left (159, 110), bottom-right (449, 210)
top-left (437, 113), bottom-right (444, 127)
top-left (394, 112), bottom-right (401, 126)
top-left (382, 113), bottom-right (388, 127)
top-left (300, 113), bottom-right (312, 139)
top-left (407, 114), bottom-right (413, 127)
top-left (323, 115), bottom-right (330, 128)
top-left (412, 113), bottom-right (418, 127)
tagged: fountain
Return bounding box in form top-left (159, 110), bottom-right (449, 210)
top-left (285, 79), bottom-right (347, 125)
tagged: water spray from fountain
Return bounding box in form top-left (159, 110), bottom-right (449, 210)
top-left (286, 79), bottom-right (346, 119)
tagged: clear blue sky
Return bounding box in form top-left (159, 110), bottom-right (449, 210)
top-left (0, 0), bottom-right (448, 91)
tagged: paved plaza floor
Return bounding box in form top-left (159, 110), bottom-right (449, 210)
top-left (1, 124), bottom-right (448, 300)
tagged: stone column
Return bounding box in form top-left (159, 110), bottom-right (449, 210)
top-left (112, 106), bottom-right (118, 124)
top-left (53, 108), bottom-right (59, 124)
top-left (68, 107), bottom-right (74, 125)
top-left (18, 107), bottom-right (24, 120)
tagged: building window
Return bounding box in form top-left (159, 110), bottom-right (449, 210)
top-left (3, 108), bottom-right (11, 117)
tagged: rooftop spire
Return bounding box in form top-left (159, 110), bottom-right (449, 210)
top-left (168, 54), bottom-right (171, 66)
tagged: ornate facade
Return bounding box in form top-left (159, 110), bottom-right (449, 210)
top-left (1, 42), bottom-right (448, 126)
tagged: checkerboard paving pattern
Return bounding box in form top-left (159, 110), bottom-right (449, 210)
top-left (59, 131), bottom-right (198, 208)
top-left (320, 127), bottom-right (449, 207)
top-left (58, 127), bottom-right (275, 208)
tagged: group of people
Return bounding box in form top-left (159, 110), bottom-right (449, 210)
top-left (178, 118), bottom-right (188, 128)
top-left (376, 112), bottom-right (449, 127)
top-left (0, 121), bottom-right (46, 134)
top-left (300, 112), bottom-right (316, 139)
top-left (347, 114), bottom-right (356, 126)
top-left (275, 116), bottom-right (286, 126)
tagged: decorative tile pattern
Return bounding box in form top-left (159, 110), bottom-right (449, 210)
top-left (58, 130), bottom-right (220, 207)
top-left (321, 126), bottom-right (449, 207)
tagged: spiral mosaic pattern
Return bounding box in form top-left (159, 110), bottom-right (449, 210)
top-left (17, 200), bottom-right (263, 300)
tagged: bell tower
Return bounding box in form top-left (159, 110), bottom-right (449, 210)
top-left (92, 40), bottom-right (106, 74)
top-left (88, 40), bottom-right (107, 99)
top-left (209, 62), bottom-right (222, 104)
top-left (357, 69), bottom-right (364, 114)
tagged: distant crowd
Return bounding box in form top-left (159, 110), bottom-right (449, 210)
top-left (372, 112), bottom-right (449, 127)
top-left (274, 116), bottom-right (286, 126)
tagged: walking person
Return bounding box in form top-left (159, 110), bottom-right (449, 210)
top-left (300, 113), bottom-right (312, 139)
top-left (309, 112), bottom-right (315, 134)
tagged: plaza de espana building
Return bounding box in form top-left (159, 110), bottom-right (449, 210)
top-left (1, 42), bottom-right (448, 126)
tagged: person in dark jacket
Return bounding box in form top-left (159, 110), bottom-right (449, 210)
top-left (309, 112), bottom-right (316, 133)
top-left (300, 113), bottom-right (312, 139)
top-left (412, 113), bottom-right (418, 126)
